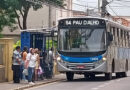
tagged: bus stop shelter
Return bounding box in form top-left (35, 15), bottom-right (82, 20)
top-left (21, 28), bottom-right (57, 51)
top-left (21, 28), bottom-right (58, 78)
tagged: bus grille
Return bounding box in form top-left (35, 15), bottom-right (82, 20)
top-left (67, 63), bottom-right (95, 70)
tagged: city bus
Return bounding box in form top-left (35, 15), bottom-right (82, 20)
top-left (56, 17), bottom-right (130, 81)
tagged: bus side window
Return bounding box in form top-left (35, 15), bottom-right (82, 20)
top-left (115, 28), bottom-right (118, 46)
top-left (127, 32), bottom-right (129, 48)
top-left (117, 28), bottom-right (119, 46)
top-left (126, 31), bottom-right (128, 47)
top-left (110, 27), bottom-right (113, 34)
top-left (123, 30), bottom-right (125, 47)
top-left (125, 31), bottom-right (127, 47)
top-left (110, 27), bottom-right (114, 44)
top-left (124, 31), bottom-right (126, 47)
top-left (121, 30), bottom-right (123, 38)
top-left (129, 32), bottom-right (130, 47)
top-left (126, 32), bottom-right (129, 48)
top-left (113, 27), bottom-right (116, 45)
top-left (121, 30), bottom-right (123, 47)
top-left (118, 29), bottom-right (121, 46)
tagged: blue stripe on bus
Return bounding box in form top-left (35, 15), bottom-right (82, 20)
top-left (60, 55), bottom-right (103, 63)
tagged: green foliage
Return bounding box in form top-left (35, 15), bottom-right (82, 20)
top-left (0, 33), bottom-right (3, 38)
top-left (13, 40), bottom-right (21, 49)
top-left (0, 0), bottom-right (17, 32)
top-left (45, 0), bottom-right (64, 7)
top-left (46, 39), bottom-right (57, 50)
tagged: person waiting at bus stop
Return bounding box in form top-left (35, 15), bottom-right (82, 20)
top-left (48, 47), bottom-right (55, 78)
top-left (12, 46), bottom-right (21, 83)
top-left (34, 48), bottom-right (40, 81)
top-left (25, 48), bottom-right (37, 85)
top-left (21, 46), bottom-right (28, 81)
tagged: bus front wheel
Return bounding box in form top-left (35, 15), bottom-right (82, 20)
top-left (66, 72), bottom-right (74, 81)
top-left (116, 72), bottom-right (121, 78)
top-left (105, 73), bottom-right (112, 80)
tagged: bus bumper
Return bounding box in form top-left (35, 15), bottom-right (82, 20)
top-left (57, 61), bottom-right (107, 73)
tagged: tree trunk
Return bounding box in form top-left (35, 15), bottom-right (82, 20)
top-left (23, 7), bottom-right (29, 29)
top-left (23, 15), bottom-right (27, 29)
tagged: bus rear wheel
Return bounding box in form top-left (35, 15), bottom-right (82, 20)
top-left (116, 72), bottom-right (121, 78)
top-left (120, 72), bottom-right (127, 77)
top-left (105, 73), bottom-right (112, 80)
top-left (66, 72), bottom-right (74, 81)
top-left (116, 72), bottom-right (127, 78)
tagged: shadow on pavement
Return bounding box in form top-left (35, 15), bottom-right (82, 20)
top-left (63, 76), bottom-right (129, 82)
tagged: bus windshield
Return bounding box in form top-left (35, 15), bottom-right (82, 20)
top-left (58, 28), bottom-right (106, 52)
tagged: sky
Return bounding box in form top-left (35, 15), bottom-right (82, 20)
top-left (73, 0), bottom-right (130, 16)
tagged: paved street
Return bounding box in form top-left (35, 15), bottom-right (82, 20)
top-left (27, 72), bottom-right (130, 90)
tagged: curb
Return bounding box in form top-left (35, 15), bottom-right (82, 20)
top-left (13, 79), bottom-right (65, 90)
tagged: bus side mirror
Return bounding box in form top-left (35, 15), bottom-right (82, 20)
top-left (108, 32), bottom-right (113, 42)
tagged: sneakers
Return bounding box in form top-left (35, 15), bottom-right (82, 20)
top-left (29, 82), bottom-right (35, 85)
top-left (24, 79), bottom-right (28, 82)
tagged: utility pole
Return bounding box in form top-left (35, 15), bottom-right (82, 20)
top-left (49, 5), bottom-right (52, 28)
top-left (98, 0), bottom-right (101, 13)
top-left (101, 0), bottom-right (109, 17)
top-left (86, 4), bottom-right (89, 16)
top-left (48, 4), bottom-right (52, 51)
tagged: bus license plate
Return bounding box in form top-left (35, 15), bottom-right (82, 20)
top-left (77, 65), bottom-right (85, 69)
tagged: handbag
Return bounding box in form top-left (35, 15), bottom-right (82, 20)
top-left (23, 69), bottom-right (28, 76)
top-left (38, 66), bottom-right (43, 75)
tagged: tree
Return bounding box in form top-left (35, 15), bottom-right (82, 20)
top-left (6, 0), bottom-right (64, 30)
top-left (0, 0), bottom-right (17, 33)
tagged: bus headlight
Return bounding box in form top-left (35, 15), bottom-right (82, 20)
top-left (57, 57), bottom-right (61, 61)
top-left (102, 57), bottom-right (107, 61)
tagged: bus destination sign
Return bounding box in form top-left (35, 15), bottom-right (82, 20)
top-left (59, 18), bottom-right (105, 28)
top-left (65, 20), bottom-right (99, 26)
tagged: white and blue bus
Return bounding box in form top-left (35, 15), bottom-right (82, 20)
top-left (56, 17), bottom-right (130, 81)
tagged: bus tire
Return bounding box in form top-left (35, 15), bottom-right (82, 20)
top-left (105, 73), bottom-right (112, 80)
top-left (126, 60), bottom-right (128, 71)
top-left (112, 60), bottom-right (115, 73)
top-left (66, 72), bottom-right (74, 81)
top-left (120, 61), bottom-right (128, 77)
top-left (89, 74), bottom-right (95, 80)
top-left (84, 73), bottom-right (90, 79)
top-left (116, 72), bottom-right (121, 78)
top-left (121, 72), bottom-right (127, 77)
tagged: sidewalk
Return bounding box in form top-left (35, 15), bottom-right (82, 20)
top-left (0, 74), bottom-right (66, 90)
